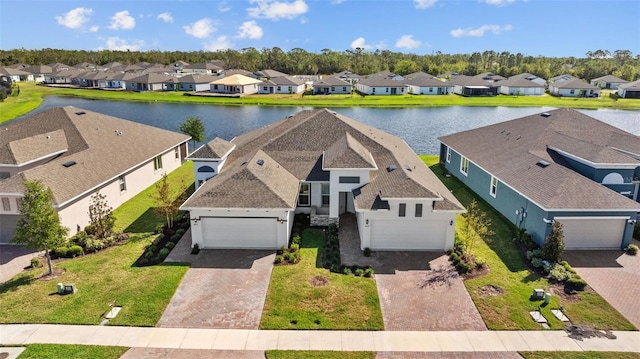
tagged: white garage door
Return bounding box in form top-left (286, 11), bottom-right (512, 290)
top-left (370, 219), bottom-right (447, 250)
top-left (201, 217), bottom-right (278, 249)
top-left (556, 217), bottom-right (626, 249)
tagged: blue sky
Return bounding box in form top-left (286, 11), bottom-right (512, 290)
top-left (1, 0), bottom-right (638, 57)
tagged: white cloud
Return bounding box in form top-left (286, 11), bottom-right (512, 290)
top-left (450, 24), bottom-right (512, 37)
top-left (108, 10), bottom-right (136, 30)
top-left (219, 2), bottom-right (231, 12)
top-left (100, 37), bottom-right (145, 51)
top-left (237, 21), bottom-right (263, 39)
top-left (331, 0), bottom-right (345, 3)
top-left (395, 35), bottom-right (421, 49)
top-left (89, 25), bottom-right (99, 32)
top-left (414, 0), bottom-right (437, 9)
top-left (183, 18), bottom-right (215, 38)
top-left (204, 36), bottom-right (232, 51)
top-left (55, 7), bottom-right (93, 29)
top-left (248, 0), bottom-right (309, 20)
top-left (350, 37), bottom-right (371, 50)
top-left (483, 0), bottom-right (516, 6)
top-left (157, 12), bottom-right (173, 23)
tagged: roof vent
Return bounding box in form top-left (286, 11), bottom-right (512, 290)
top-left (256, 159), bottom-right (264, 166)
top-left (387, 164), bottom-right (397, 172)
top-left (541, 112), bottom-right (551, 117)
top-left (75, 111), bottom-right (86, 115)
top-left (403, 164), bottom-right (412, 172)
top-left (536, 160), bottom-right (550, 168)
top-left (63, 160), bottom-right (77, 168)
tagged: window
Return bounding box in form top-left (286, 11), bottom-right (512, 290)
top-left (278, 86), bottom-right (281, 91)
top-left (570, 89), bottom-right (575, 94)
top-left (331, 87), bottom-right (335, 92)
top-left (386, 88), bottom-right (389, 93)
top-left (343, 87), bottom-right (347, 92)
top-left (119, 175), bottom-right (127, 192)
top-left (263, 86), bottom-right (268, 91)
top-left (298, 183), bottom-right (310, 206)
top-left (415, 203), bottom-right (423, 217)
top-left (154, 155), bottom-right (163, 171)
top-left (446, 147), bottom-right (451, 163)
top-left (429, 88), bottom-right (433, 93)
top-left (213, 84), bottom-right (218, 90)
top-left (339, 176), bottom-right (360, 184)
top-left (174, 147), bottom-right (180, 160)
top-left (490, 176), bottom-right (498, 197)
top-left (399, 203), bottom-right (406, 217)
top-left (372, 88), bottom-right (375, 93)
top-left (288, 86), bottom-right (292, 93)
top-left (2, 198), bottom-right (10, 211)
top-left (321, 183), bottom-right (330, 206)
top-left (460, 156), bottom-right (469, 176)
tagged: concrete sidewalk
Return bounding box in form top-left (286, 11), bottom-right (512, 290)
top-left (1, 324), bottom-right (638, 352)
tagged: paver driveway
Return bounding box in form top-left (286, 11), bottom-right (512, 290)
top-left (563, 242), bottom-right (640, 329)
top-left (339, 214), bottom-right (486, 331)
top-left (0, 245), bottom-right (41, 284)
top-left (158, 236), bottom-right (274, 329)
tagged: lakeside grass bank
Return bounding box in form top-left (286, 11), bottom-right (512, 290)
top-left (1, 82), bottom-right (638, 124)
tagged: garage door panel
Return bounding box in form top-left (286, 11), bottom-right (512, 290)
top-left (557, 217), bottom-right (625, 249)
top-left (370, 219), bottom-right (447, 250)
top-left (201, 217), bottom-right (278, 249)
top-left (0, 215), bottom-right (20, 244)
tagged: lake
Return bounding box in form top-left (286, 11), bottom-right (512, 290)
top-left (20, 96), bottom-right (640, 155)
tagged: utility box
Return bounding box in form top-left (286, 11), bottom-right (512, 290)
top-left (544, 292), bottom-right (551, 305)
top-left (60, 284), bottom-right (77, 295)
top-left (57, 283), bottom-right (64, 294)
top-left (532, 288), bottom-right (544, 300)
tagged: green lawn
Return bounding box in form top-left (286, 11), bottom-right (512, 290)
top-left (420, 155), bottom-right (636, 331)
top-left (16, 344), bottom-right (129, 359)
top-left (265, 351), bottom-right (375, 359)
top-left (2, 82), bottom-right (639, 124)
top-left (260, 229), bottom-right (383, 330)
top-left (0, 162), bottom-right (194, 326)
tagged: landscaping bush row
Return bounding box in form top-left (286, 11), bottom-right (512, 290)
top-left (322, 223), bottom-right (341, 271)
top-left (52, 231), bottom-right (129, 259)
top-left (136, 213), bottom-right (191, 266)
top-left (275, 242), bottom-right (300, 264)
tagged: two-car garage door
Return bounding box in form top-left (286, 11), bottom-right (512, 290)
top-left (200, 217), bottom-right (279, 249)
top-left (370, 219), bottom-right (448, 250)
top-left (556, 217), bottom-right (626, 250)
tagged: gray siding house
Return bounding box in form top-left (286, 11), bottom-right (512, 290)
top-left (439, 109), bottom-right (640, 250)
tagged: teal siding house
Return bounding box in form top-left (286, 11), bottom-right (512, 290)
top-left (439, 108), bottom-right (640, 250)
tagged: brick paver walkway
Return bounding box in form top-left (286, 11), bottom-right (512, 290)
top-left (158, 236), bottom-right (275, 329)
top-left (0, 245), bottom-right (42, 284)
top-left (563, 243), bottom-right (640, 329)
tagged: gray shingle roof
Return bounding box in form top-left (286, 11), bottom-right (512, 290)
top-left (313, 77), bottom-right (351, 87)
top-left (188, 137), bottom-right (235, 159)
top-left (591, 75), bottom-right (627, 83)
top-left (552, 78), bottom-right (599, 90)
top-left (403, 77), bottom-right (453, 87)
top-left (0, 107), bottom-right (190, 205)
top-left (496, 77), bottom-right (545, 88)
top-left (618, 80), bottom-right (640, 90)
top-left (183, 109), bottom-right (464, 212)
top-left (323, 133), bottom-right (377, 169)
top-left (7, 129), bottom-right (68, 166)
top-left (439, 108), bottom-right (640, 211)
top-left (265, 76), bottom-right (305, 86)
top-left (358, 78), bottom-right (406, 87)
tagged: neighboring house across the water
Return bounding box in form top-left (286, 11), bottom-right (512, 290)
top-left (181, 109), bottom-right (464, 250)
top-left (312, 76), bottom-right (353, 95)
top-left (23, 65), bottom-right (54, 82)
top-left (334, 71), bottom-right (362, 84)
top-left (0, 107), bottom-right (190, 244)
top-left (439, 108), bottom-right (640, 250)
top-left (449, 75), bottom-right (499, 96)
top-left (255, 69), bottom-right (288, 80)
top-left (355, 78), bottom-right (407, 95)
top-left (182, 62), bottom-right (224, 76)
top-left (222, 69), bottom-right (257, 78)
top-left (259, 76), bottom-right (306, 94)
top-left (209, 74), bottom-right (262, 95)
top-left (0, 67), bottom-right (33, 82)
top-left (126, 73), bottom-right (175, 91)
top-left (617, 80), bottom-right (640, 99)
top-left (590, 75), bottom-right (628, 89)
top-left (548, 78), bottom-right (601, 97)
top-left (497, 73), bottom-right (545, 96)
top-left (165, 74), bottom-right (218, 92)
top-left (404, 76), bottom-right (453, 95)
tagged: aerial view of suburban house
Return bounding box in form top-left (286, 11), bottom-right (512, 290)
top-left (616, 80), bottom-right (640, 99)
top-left (497, 73), bottom-right (546, 95)
top-left (125, 73), bottom-right (175, 91)
top-left (548, 75), bottom-right (601, 97)
top-left (590, 75), bottom-right (628, 89)
top-left (181, 108), bottom-right (464, 251)
top-left (0, 106), bottom-right (190, 243)
top-left (255, 69), bottom-right (288, 80)
top-left (355, 77), bottom-right (407, 95)
top-left (334, 70), bottom-right (362, 84)
top-left (448, 75), bottom-right (499, 96)
top-left (312, 76), bottom-right (353, 94)
top-left (439, 108), bottom-right (640, 250)
top-left (0, 66), bottom-right (32, 82)
top-left (164, 74), bottom-right (217, 92)
top-left (403, 75), bottom-right (453, 95)
top-left (181, 61), bottom-right (223, 76)
top-left (209, 74), bottom-right (262, 95)
top-left (259, 75), bottom-right (306, 94)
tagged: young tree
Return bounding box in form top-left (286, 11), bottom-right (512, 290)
top-left (543, 221), bottom-right (565, 263)
top-left (12, 180), bottom-right (69, 276)
top-left (154, 173), bottom-right (185, 229)
top-left (459, 199), bottom-right (494, 261)
top-left (179, 116), bottom-right (205, 153)
top-left (88, 191), bottom-right (115, 239)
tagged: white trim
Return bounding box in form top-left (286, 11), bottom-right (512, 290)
top-left (460, 156), bottom-right (469, 176)
top-left (490, 175), bottom-right (498, 198)
top-left (446, 147), bottom-right (451, 163)
top-left (548, 146), bottom-right (639, 169)
top-left (0, 149), bottom-right (68, 167)
top-left (554, 216), bottom-right (630, 221)
top-left (186, 143), bottom-right (236, 161)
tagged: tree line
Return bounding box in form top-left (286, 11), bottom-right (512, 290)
top-left (1, 47), bottom-right (638, 81)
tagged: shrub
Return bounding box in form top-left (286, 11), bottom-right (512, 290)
top-left (363, 247), bottom-right (371, 257)
top-left (328, 223), bottom-right (338, 235)
top-left (561, 260), bottom-right (577, 274)
top-left (290, 243), bottom-right (300, 252)
top-left (449, 251), bottom-right (460, 265)
top-left (543, 221), bottom-right (565, 263)
top-left (84, 224), bottom-right (96, 236)
top-left (284, 252), bottom-right (293, 262)
top-left (475, 257), bottom-right (486, 269)
top-left (153, 234), bottom-right (164, 246)
top-left (158, 248), bottom-right (170, 259)
top-left (175, 228), bottom-right (186, 237)
top-left (289, 251), bottom-right (300, 263)
top-left (30, 257), bottom-right (41, 268)
top-left (342, 266), bottom-right (350, 275)
top-left (68, 245), bottom-right (84, 257)
top-left (566, 276), bottom-right (587, 291)
top-left (626, 244), bottom-right (638, 255)
top-left (363, 267), bottom-right (374, 277)
top-left (165, 242), bottom-right (176, 250)
top-left (527, 248), bottom-right (544, 261)
top-left (277, 246), bottom-right (285, 255)
top-left (190, 243), bottom-right (200, 255)
top-left (53, 247), bottom-right (68, 258)
top-left (170, 234), bottom-right (181, 243)
top-left (292, 233), bottom-right (301, 245)
top-left (354, 268), bottom-right (364, 276)
top-left (531, 257), bottom-right (544, 268)
top-left (154, 223), bottom-right (165, 234)
top-left (548, 263), bottom-right (570, 282)
top-left (274, 255), bottom-right (284, 264)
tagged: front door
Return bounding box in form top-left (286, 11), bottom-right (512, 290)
top-left (391, 88), bottom-right (397, 95)
top-left (339, 192), bottom-right (347, 214)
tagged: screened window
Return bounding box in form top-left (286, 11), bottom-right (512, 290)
top-left (460, 156), bottom-right (469, 175)
top-left (298, 183), bottom-right (310, 206)
top-left (415, 203), bottom-right (423, 217)
top-left (321, 183), bottom-right (330, 206)
top-left (399, 203), bottom-right (406, 217)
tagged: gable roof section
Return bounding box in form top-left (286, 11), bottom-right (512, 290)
top-left (323, 133), bottom-right (377, 169)
top-left (7, 129), bottom-right (68, 166)
top-left (592, 75), bottom-right (627, 83)
top-left (184, 109), bottom-right (464, 212)
top-left (0, 107), bottom-right (190, 206)
top-left (496, 76), bottom-right (545, 88)
top-left (313, 77), bottom-right (351, 87)
top-left (618, 80), bottom-right (640, 91)
top-left (211, 74), bottom-right (262, 86)
top-left (404, 76), bottom-right (453, 87)
top-left (255, 69), bottom-right (287, 78)
top-left (174, 74), bottom-right (218, 84)
top-left (128, 73), bottom-right (175, 84)
top-left (188, 137), bottom-right (235, 159)
top-left (552, 78), bottom-right (599, 90)
top-left (439, 108), bottom-right (640, 211)
top-left (265, 76), bottom-right (305, 86)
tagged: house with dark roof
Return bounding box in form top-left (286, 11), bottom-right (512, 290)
top-left (0, 67), bottom-right (33, 82)
top-left (255, 69), bottom-right (288, 80)
top-left (497, 73), bottom-right (545, 96)
top-left (125, 73), bottom-right (176, 91)
top-left (181, 109), bottom-right (464, 250)
top-left (258, 76), bottom-right (306, 94)
top-left (312, 76), bottom-right (352, 95)
top-left (182, 62), bottom-right (224, 75)
top-left (403, 76), bottom-right (453, 95)
top-left (439, 108), bottom-right (640, 250)
top-left (448, 75), bottom-right (499, 96)
top-left (334, 71), bottom-right (362, 84)
top-left (548, 78), bottom-right (600, 97)
top-left (164, 74), bottom-right (218, 92)
top-left (590, 75), bottom-right (628, 90)
top-left (0, 107), bottom-right (190, 244)
top-left (617, 80), bottom-right (640, 99)
top-left (355, 78), bottom-right (407, 95)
